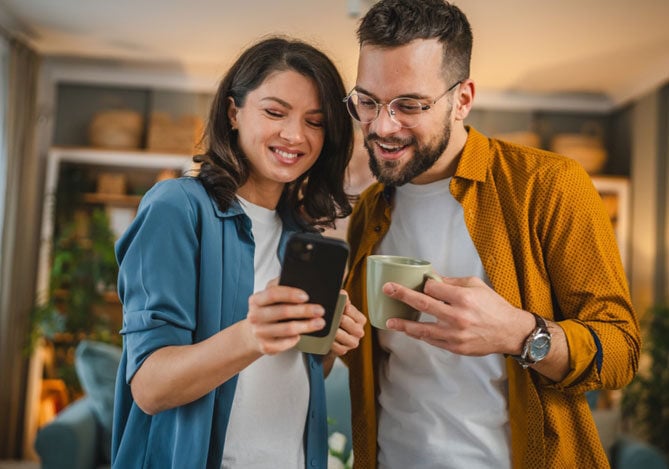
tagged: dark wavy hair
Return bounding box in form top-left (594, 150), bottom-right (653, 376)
top-left (194, 36), bottom-right (353, 229)
top-left (357, 0), bottom-right (473, 84)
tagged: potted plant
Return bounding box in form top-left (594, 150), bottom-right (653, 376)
top-left (29, 204), bottom-right (120, 397)
top-left (621, 304), bottom-right (669, 458)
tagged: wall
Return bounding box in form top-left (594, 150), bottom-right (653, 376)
top-left (630, 82), bottom-right (669, 316)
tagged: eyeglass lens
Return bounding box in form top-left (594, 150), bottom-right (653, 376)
top-left (345, 93), bottom-right (426, 129)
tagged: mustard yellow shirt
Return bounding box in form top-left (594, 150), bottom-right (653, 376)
top-left (343, 127), bottom-right (640, 468)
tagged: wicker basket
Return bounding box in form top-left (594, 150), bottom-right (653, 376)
top-left (96, 172), bottom-right (127, 195)
top-left (88, 110), bottom-right (143, 149)
top-left (551, 123), bottom-right (608, 174)
top-left (147, 112), bottom-right (204, 155)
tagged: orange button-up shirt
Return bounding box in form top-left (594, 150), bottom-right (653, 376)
top-left (343, 127), bottom-right (639, 468)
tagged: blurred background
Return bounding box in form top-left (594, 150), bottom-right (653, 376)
top-left (1, 1), bottom-right (668, 467)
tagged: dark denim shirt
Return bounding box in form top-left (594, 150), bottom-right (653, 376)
top-left (111, 177), bottom-right (327, 468)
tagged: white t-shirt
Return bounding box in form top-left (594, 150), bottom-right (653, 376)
top-left (222, 197), bottom-right (309, 469)
top-left (376, 179), bottom-right (511, 469)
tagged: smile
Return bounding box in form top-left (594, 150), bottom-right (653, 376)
top-left (272, 147), bottom-right (302, 160)
top-left (377, 142), bottom-right (408, 153)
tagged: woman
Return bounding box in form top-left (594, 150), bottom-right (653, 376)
top-left (111, 36), bottom-right (366, 468)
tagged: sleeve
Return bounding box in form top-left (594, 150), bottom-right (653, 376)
top-left (115, 179), bottom-right (200, 383)
top-left (536, 161), bottom-right (640, 390)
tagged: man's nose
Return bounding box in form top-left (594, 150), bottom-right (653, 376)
top-left (368, 104), bottom-right (402, 136)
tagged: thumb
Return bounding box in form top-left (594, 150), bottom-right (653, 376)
top-left (266, 277), bottom-right (279, 288)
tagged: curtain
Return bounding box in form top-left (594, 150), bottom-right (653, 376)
top-left (0, 37), bottom-right (40, 459)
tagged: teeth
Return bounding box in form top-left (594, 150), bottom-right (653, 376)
top-left (378, 142), bottom-right (404, 151)
top-left (275, 149), bottom-right (299, 159)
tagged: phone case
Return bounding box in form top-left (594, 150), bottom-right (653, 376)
top-left (279, 232), bottom-right (349, 354)
top-left (296, 292), bottom-right (347, 355)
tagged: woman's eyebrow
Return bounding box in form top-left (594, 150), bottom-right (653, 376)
top-left (260, 96), bottom-right (323, 114)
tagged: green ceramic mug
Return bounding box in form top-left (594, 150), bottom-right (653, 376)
top-left (366, 255), bottom-right (442, 329)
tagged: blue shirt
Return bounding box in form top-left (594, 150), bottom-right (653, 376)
top-left (111, 177), bottom-right (328, 468)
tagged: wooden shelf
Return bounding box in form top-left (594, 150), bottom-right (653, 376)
top-left (53, 289), bottom-right (120, 304)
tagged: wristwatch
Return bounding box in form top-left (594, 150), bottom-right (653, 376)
top-left (512, 313), bottom-right (551, 369)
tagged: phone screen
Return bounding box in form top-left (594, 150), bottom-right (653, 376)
top-left (279, 233), bottom-right (349, 338)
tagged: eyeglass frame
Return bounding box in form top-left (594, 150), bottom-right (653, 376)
top-left (342, 78), bottom-right (465, 129)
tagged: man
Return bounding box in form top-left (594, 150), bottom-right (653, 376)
top-left (342, 1), bottom-right (640, 468)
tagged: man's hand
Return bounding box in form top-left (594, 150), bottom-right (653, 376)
top-left (383, 276), bottom-right (534, 356)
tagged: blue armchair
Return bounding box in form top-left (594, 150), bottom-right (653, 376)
top-left (34, 340), bottom-right (121, 469)
top-left (587, 390), bottom-right (668, 469)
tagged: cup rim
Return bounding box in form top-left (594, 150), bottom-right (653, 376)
top-left (367, 254), bottom-right (431, 267)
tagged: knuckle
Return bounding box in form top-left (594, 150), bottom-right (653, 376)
top-left (414, 296), bottom-right (432, 311)
top-left (276, 304), bottom-right (294, 320)
top-left (264, 289), bottom-right (280, 304)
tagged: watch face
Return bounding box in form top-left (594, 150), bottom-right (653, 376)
top-left (529, 334), bottom-right (551, 361)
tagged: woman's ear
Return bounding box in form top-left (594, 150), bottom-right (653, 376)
top-left (227, 96), bottom-right (239, 130)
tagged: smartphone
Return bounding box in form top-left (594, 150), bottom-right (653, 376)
top-left (279, 232), bottom-right (349, 343)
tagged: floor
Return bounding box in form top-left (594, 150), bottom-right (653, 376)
top-left (0, 462), bottom-right (40, 469)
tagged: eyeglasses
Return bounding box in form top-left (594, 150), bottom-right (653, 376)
top-left (343, 79), bottom-right (463, 129)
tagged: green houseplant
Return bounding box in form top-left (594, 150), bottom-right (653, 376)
top-left (30, 166), bottom-right (122, 396)
top-left (621, 304), bottom-right (669, 457)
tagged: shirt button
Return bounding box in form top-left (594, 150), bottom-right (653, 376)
top-left (374, 225), bottom-right (381, 232)
top-left (310, 458), bottom-right (317, 467)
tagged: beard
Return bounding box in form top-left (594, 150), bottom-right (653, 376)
top-left (365, 119), bottom-right (452, 187)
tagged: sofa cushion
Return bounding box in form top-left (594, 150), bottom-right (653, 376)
top-left (74, 340), bottom-right (122, 462)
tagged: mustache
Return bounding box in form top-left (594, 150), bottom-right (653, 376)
top-left (365, 133), bottom-right (414, 147)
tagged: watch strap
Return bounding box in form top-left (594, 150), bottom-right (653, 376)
top-left (511, 313), bottom-right (549, 368)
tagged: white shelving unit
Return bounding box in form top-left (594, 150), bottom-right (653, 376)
top-left (35, 146), bottom-right (193, 302)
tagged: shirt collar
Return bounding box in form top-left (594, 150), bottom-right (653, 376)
top-left (453, 126), bottom-right (489, 183)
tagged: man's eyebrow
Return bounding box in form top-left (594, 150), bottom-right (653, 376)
top-left (353, 86), bottom-right (377, 99)
top-left (353, 86), bottom-right (429, 101)
top-left (260, 96), bottom-right (323, 114)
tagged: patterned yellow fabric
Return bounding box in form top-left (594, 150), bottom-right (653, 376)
top-left (343, 126), bottom-right (640, 468)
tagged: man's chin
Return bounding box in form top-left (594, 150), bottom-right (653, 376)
top-left (367, 144), bottom-right (424, 186)
top-left (373, 163), bottom-right (407, 186)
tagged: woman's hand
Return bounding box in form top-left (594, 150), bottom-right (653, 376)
top-left (329, 291), bottom-right (366, 357)
top-left (245, 280), bottom-right (326, 355)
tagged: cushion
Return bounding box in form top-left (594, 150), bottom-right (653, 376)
top-left (74, 340), bottom-right (122, 462)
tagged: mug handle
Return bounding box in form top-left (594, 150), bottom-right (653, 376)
top-left (424, 271), bottom-right (443, 283)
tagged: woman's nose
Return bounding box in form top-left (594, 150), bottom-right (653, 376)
top-left (279, 118), bottom-right (306, 143)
